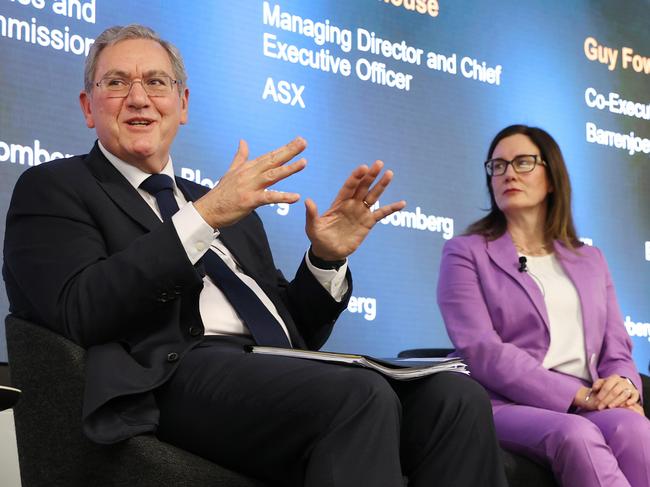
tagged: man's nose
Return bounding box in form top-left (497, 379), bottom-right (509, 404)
top-left (125, 80), bottom-right (150, 107)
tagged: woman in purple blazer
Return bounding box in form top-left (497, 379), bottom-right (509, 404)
top-left (437, 125), bottom-right (650, 487)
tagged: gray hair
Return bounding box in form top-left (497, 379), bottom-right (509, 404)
top-left (84, 24), bottom-right (187, 93)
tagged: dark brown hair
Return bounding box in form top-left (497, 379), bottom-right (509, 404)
top-left (465, 124), bottom-right (581, 248)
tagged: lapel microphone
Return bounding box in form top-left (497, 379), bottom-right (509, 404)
top-left (518, 256), bottom-right (528, 273)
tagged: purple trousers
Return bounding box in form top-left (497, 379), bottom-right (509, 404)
top-left (494, 404), bottom-right (650, 487)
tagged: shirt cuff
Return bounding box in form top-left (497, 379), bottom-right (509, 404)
top-left (172, 203), bottom-right (219, 264)
top-left (305, 251), bottom-right (349, 302)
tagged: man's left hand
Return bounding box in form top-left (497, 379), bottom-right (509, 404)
top-left (305, 160), bottom-right (406, 261)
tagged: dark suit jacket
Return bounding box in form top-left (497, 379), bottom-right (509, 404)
top-left (3, 142), bottom-right (352, 444)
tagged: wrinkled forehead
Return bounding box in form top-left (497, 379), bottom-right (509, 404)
top-left (94, 38), bottom-right (174, 80)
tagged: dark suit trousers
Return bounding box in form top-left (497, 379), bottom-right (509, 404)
top-left (155, 337), bottom-right (507, 487)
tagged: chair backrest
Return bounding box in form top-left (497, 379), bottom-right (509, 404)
top-left (6, 315), bottom-right (93, 486)
top-left (5, 315), bottom-right (265, 487)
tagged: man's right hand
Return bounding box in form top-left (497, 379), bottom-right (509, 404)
top-left (194, 137), bottom-right (307, 228)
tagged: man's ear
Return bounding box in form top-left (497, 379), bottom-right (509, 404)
top-left (179, 87), bottom-right (189, 125)
top-left (79, 91), bottom-right (95, 128)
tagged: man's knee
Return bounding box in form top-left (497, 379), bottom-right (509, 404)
top-left (320, 368), bottom-right (402, 424)
top-left (444, 372), bottom-right (490, 403)
top-left (418, 372), bottom-right (491, 414)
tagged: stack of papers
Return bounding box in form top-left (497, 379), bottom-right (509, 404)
top-left (245, 346), bottom-right (468, 380)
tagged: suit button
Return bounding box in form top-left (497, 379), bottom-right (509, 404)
top-left (189, 326), bottom-right (202, 337)
top-left (166, 352), bottom-right (179, 362)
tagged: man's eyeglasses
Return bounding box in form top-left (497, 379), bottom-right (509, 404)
top-left (484, 155), bottom-right (547, 177)
top-left (95, 76), bottom-right (182, 98)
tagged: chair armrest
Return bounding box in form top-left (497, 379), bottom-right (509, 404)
top-left (397, 348), bottom-right (455, 358)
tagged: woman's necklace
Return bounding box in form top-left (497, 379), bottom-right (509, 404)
top-left (513, 241), bottom-right (551, 256)
top-left (513, 241), bottom-right (550, 297)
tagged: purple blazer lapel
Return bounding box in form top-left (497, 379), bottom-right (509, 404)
top-left (485, 233), bottom-right (551, 331)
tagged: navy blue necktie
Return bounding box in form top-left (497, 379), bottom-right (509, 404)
top-left (140, 174), bottom-right (291, 348)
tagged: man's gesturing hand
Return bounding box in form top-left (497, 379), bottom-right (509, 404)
top-left (306, 160), bottom-right (406, 261)
top-left (195, 137), bottom-right (307, 229)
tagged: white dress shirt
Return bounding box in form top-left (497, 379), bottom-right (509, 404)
top-left (98, 142), bottom-right (348, 344)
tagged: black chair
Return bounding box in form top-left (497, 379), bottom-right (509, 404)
top-left (5, 315), bottom-right (267, 487)
top-left (399, 347), bottom-right (650, 487)
top-left (0, 384), bottom-right (21, 412)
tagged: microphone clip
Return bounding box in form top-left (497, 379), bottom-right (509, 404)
top-left (518, 256), bottom-right (528, 273)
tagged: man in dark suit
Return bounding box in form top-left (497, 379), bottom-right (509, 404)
top-left (3, 24), bottom-right (507, 486)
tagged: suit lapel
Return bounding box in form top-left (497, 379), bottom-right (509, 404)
top-left (175, 176), bottom-right (203, 203)
top-left (486, 232), bottom-right (551, 330)
top-left (85, 143), bottom-right (161, 231)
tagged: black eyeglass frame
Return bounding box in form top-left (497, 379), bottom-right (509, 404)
top-left (484, 154), bottom-right (547, 177)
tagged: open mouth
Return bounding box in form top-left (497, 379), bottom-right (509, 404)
top-left (125, 119), bottom-right (155, 126)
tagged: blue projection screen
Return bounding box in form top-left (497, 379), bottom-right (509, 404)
top-left (1, 0), bottom-right (649, 371)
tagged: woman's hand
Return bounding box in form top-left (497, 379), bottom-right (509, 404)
top-left (591, 374), bottom-right (640, 410)
top-left (572, 377), bottom-right (642, 413)
top-left (573, 385), bottom-right (598, 410)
